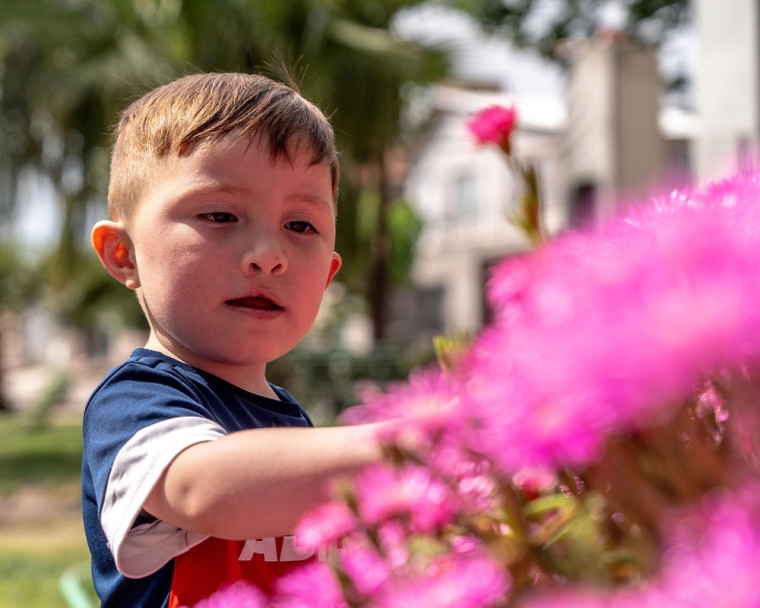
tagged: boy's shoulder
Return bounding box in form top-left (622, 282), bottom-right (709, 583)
top-left (84, 348), bottom-right (311, 431)
top-left (85, 348), bottom-right (207, 413)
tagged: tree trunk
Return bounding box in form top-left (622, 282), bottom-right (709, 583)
top-left (0, 326), bottom-right (11, 412)
top-left (369, 154), bottom-right (391, 342)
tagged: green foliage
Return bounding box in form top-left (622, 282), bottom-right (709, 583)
top-left (0, 246), bottom-right (22, 309)
top-left (268, 341), bottom-right (432, 420)
top-left (338, 188), bottom-right (423, 293)
top-left (0, 245), bottom-right (40, 311)
top-left (509, 158), bottom-right (545, 246)
top-left (0, 416), bottom-right (89, 607)
top-left (386, 198), bottom-right (423, 285)
top-left (267, 281), bottom-right (436, 418)
top-left (433, 332), bottom-right (472, 373)
top-left (0, 414), bottom-right (83, 495)
top-left (25, 369), bottom-right (71, 432)
top-left (41, 247), bottom-right (147, 331)
top-left (0, 543), bottom-right (92, 608)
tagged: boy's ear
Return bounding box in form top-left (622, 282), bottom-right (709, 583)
top-left (91, 220), bottom-right (140, 290)
top-left (325, 252), bottom-right (342, 289)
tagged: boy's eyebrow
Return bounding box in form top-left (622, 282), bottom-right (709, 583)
top-left (184, 181), bottom-right (336, 214)
top-left (283, 193), bottom-right (335, 214)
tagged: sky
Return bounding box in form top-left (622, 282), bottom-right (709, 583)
top-left (14, 171), bottom-right (61, 250)
top-left (394, 2), bottom-right (696, 104)
top-left (394, 4), bottom-right (567, 96)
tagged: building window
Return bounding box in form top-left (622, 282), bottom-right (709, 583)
top-left (737, 137), bottom-right (756, 175)
top-left (389, 285), bottom-right (444, 346)
top-left (568, 180), bottom-right (597, 229)
top-left (449, 170), bottom-right (478, 222)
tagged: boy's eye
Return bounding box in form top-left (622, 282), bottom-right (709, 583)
top-left (287, 221), bottom-right (317, 234)
top-left (198, 212), bottom-right (237, 224)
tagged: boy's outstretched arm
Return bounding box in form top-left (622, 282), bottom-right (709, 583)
top-left (142, 423), bottom-right (385, 540)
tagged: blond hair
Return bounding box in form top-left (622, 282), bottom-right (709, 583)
top-left (107, 72), bottom-right (339, 221)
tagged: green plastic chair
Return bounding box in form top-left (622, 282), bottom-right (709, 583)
top-left (59, 561), bottom-right (97, 608)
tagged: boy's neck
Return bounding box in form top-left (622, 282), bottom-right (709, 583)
top-left (143, 333), bottom-right (278, 400)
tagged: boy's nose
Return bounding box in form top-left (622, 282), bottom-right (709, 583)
top-left (240, 241), bottom-right (287, 275)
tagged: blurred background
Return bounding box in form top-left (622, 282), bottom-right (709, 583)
top-left (0, 0), bottom-right (753, 605)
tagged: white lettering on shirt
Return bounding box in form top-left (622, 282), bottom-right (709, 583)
top-left (279, 535), bottom-right (314, 561)
top-left (238, 537), bottom-right (278, 562)
top-left (238, 536), bottom-right (345, 562)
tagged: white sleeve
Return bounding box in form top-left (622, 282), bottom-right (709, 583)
top-left (101, 416), bottom-right (227, 578)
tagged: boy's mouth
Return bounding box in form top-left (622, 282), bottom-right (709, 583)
top-left (225, 296), bottom-right (283, 311)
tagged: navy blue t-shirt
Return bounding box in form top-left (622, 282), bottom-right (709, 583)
top-left (81, 349), bottom-right (313, 607)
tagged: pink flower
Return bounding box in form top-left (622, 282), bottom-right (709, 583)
top-left (354, 463), bottom-right (456, 533)
top-left (341, 368), bottom-right (460, 426)
top-left (294, 501), bottom-right (357, 551)
top-left (512, 468), bottom-right (557, 500)
top-left (272, 561), bottom-right (347, 608)
top-left (467, 104), bottom-right (518, 152)
top-left (377, 520), bottom-right (410, 571)
top-left (453, 459), bottom-right (499, 513)
top-left (376, 552), bottom-right (510, 608)
top-left (190, 581), bottom-right (266, 608)
top-left (340, 368), bottom-right (463, 450)
top-left (339, 543), bottom-right (391, 596)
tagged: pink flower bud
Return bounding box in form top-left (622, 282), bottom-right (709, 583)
top-left (466, 104), bottom-right (517, 153)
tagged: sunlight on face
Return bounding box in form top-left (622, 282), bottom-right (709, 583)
top-left (129, 135), bottom-right (342, 389)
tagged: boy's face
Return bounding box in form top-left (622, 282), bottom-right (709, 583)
top-left (110, 134), bottom-right (341, 383)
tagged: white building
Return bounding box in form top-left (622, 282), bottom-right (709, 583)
top-left (404, 85), bottom-right (567, 336)
top-left (403, 34), bottom-right (697, 338)
top-left (693, 0), bottom-right (760, 184)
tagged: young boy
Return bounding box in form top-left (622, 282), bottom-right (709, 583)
top-left (82, 72), bottom-right (384, 607)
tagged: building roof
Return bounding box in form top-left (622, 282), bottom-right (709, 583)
top-left (428, 83), bottom-right (697, 139)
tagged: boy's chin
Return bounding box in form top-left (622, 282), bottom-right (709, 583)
top-left (201, 347), bottom-right (294, 369)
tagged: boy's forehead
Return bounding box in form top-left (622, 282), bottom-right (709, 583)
top-left (188, 133), bottom-right (338, 206)
top-left (144, 133), bottom-right (337, 212)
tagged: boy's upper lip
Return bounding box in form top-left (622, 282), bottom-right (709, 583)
top-left (225, 291), bottom-right (284, 311)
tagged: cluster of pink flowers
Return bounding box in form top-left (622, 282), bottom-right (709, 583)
top-left (343, 172), bottom-right (760, 476)
top-left (196, 171), bottom-right (760, 606)
top-left (464, 174), bottom-right (760, 472)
